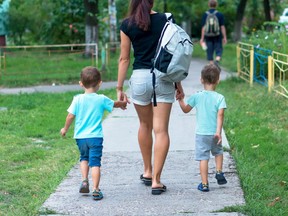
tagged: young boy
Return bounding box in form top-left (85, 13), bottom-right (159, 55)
top-left (178, 64), bottom-right (227, 192)
top-left (60, 66), bottom-right (127, 200)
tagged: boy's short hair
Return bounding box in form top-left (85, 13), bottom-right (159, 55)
top-left (201, 64), bottom-right (220, 84)
top-left (80, 66), bottom-right (101, 88)
top-left (208, 0), bottom-right (217, 8)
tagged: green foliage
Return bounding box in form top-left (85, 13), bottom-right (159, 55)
top-left (5, 0), bottom-right (288, 45)
top-left (0, 88), bottom-right (117, 215)
top-left (243, 22), bottom-right (288, 53)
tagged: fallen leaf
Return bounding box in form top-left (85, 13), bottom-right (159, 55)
top-left (268, 197), bottom-right (281, 207)
top-left (251, 144), bottom-right (259, 149)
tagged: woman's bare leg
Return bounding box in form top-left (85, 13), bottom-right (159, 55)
top-left (152, 102), bottom-right (172, 188)
top-left (134, 103), bottom-right (153, 178)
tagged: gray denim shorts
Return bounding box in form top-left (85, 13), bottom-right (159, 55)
top-left (195, 134), bottom-right (223, 161)
top-left (129, 69), bottom-right (175, 105)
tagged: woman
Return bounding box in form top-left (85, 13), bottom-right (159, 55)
top-left (116, 0), bottom-right (184, 195)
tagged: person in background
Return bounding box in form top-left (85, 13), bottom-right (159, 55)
top-left (178, 64), bottom-right (227, 192)
top-left (60, 66), bottom-right (127, 200)
top-left (200, 0), bottom-right (227, 68)
top-left (116, 0), bottom-right (184, 195)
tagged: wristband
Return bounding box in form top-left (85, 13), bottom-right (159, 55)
top-left (116, 86), bottom-right (123, 91)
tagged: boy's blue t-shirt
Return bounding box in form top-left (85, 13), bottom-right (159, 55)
top-left (187, 90), bottom-right (226, 135)
top-left (67, 93), bottom-right (114, 139)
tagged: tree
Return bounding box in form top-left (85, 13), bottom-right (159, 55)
top-left (233, 0), bottom-right (248, 42)
top-left (263, 0), bottom-right (272, 21)
top-left (84, 0), bottom-right (99, 56)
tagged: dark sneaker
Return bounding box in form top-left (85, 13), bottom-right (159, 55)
top-left (198, 182), bottom-right (209, 192)
top-left (215, 172), bottom-right (227, 185)
top-left (79, 179), bottom-right (90, 193)
top-left (92, 189), bottom-right (103, 200)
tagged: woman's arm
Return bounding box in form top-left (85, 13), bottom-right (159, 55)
top-left (117, 31), bottom-right (131, 102)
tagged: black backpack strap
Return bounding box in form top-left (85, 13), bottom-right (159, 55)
top-left (151, 67), bottom-right (157, 107)
top-left (150, 13), bottom-right (172, 107)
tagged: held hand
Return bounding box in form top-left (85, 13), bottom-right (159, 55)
top-left (117, 90), bottom-right (130, 103)
top-left (120, 101), bottom-right (128, 110)
top-left (214, 133), bottom-right (222, 145)
top-left (60, 128), bottom-right (67, 137)
top-left (175, 83), bottom-right (185, 100)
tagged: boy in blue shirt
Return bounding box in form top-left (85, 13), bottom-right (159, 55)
top-left (178, 64), bottom-right (227, 192)
top-left (60, 66), bottom-right (127, 200)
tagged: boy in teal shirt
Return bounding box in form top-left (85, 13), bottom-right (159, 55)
top-left (178, 64), bottom-right (227, 192)
top-left (60, 66), bottom-right (127, 200)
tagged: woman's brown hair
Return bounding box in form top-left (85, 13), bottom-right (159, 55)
top-left (128, 0), bottom-right (154, 31)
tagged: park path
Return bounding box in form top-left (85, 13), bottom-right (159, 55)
top-left (1, 59), bottom-right (246, 215)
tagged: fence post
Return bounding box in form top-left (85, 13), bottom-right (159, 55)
top-left (236, 44), bottom-right (240, 77)
top-left (95, 44), bottom-right (98, 68)
top-left (250, 47), bottom-right (254, 86)
top-left (268, 55), bottom-right (273, 92)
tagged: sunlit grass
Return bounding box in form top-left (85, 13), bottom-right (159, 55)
top-left (0, 88), bottom-right (116, 215)
top-left (217, 78), bottom-right (288, 216)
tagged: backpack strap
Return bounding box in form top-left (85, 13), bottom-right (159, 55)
top-left (165, 12), bottom-right (173, 21)
top-left (151, 13), bottom-right (172, 107)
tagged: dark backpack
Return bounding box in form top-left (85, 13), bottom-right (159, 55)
top-left (204, 10), bottom-right (220, 37)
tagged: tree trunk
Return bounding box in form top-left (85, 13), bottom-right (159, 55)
top-left (108, 0), bottom-right (117, 43)
top-left (263, 0), bottom-right (271, 21)
top-left (233, 0), bottom-right (248, 42)
top-left (84, 0), bottom-right (99, 57)
top-left (263, 0), bottom-right (272, 31)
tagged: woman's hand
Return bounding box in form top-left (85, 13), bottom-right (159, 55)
top-left (175, 82), bottom-right (185, 100)
top-left (116, 87), bottom-right (130, 109)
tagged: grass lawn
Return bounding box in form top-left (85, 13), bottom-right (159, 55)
top-left (217, 78), bottom-right (288, 216)
top-left (0, 89), bottom-right (116, 215)
top-left (0, 48), bottom-right (130, 87)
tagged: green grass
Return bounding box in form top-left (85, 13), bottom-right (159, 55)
top-left (0, 48), bottom-right (131, 87)
top-left (0, 88), bottom-right (116, 215)
top-left (217, 78), bottom-right (288, 216)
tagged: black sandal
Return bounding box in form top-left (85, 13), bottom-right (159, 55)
top-left (152, 184), bottom-right (167, 195)
top-left (140, 174), bottom-right (152, 186)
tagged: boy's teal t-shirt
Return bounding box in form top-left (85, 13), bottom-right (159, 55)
top-left (67, 93), bottom-right (114, 139)
top-left (187, 90), bottom-right (226, 135)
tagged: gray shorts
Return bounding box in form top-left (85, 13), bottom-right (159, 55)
top-left (195, 134), bottom-right (223, 161)
top-left (129, 69), bottom-right (175, 105)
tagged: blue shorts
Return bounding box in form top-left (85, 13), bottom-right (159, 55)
top-left (76, 138), bottom-right (103, 167)
top-left (195, 134), bottom-right (223, 161)
top-left (205, 36), bottom-right (223, 61)
top-left (129, 69), bottom-right (175, 106)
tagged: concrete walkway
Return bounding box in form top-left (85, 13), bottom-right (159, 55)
top-left (1, 59), bottom-right (245, 215)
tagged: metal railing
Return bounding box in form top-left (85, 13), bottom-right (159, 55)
top-left (237, 42), bottom-right (288, 99)
top-left (236, 42), bottom-right (254, 85)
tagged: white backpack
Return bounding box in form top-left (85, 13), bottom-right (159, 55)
top-left (151, 13), bottom-right (193, 106)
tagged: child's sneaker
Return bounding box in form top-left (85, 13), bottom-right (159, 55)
top-left (198, 182), bottom-right (209, 192)
top-left (92, 189), bottom-right (103, 200)
top-left (79, 179), bottom-right (90, 193)
top-left (215, 172), bottom-right (227, 185)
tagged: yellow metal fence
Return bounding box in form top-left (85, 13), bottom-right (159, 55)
top-left (237, 42), bottom-right (288, 99)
